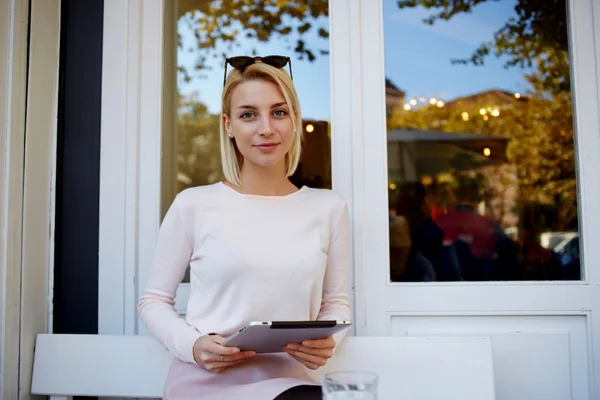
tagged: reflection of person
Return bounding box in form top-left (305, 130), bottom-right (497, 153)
top-left (435, 179), bottom-right (516, 280)
top-left (138, 56), bottom-right (351, 400)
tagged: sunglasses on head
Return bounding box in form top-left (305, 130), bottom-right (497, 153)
top-left (223, 55), bottom-right (293, 86)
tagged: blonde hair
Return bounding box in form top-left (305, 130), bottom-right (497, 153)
top-left (220, 62), bottom-right (303, 187)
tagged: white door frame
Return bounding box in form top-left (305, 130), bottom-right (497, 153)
top-left (98, 0), bottom-right (165, 335)
top-left (98, 0), bottom-right (361, 335)
top-left (356, 0), bottom-right (600, 397)
top-left (1, 0), bottom-right (59, 398)
top-left (0, 0), bottom-right (29, 397)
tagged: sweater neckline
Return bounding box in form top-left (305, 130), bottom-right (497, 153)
top-left (219, 181), bottom-right (307, 199)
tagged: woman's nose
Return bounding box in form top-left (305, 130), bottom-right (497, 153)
top-left (258, 116), bottom-right (274, 136)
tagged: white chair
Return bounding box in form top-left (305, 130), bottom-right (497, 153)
top-left (31, 334), bottom-right (495, 399)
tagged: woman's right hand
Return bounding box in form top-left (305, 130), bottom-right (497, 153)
top-left (192, 334), bottom-right (256, 373)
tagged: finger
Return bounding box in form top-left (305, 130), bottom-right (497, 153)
top-left (284, 344), bottom-right (333, 359)
top-left (288, 353), bottom-right (320, 370)
top-left (301, 336), bottom-right (335, 349)
top-left (287, 350), bottom-right (327, 367)
top-left (207, 351), bottom-right (256, 363)
top-left (210, 359), bottom-right (248, 371)
top-left (206, 339), bottom-right (241, 356)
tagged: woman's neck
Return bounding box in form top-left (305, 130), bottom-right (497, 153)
top-left (233, 162), bottom-right (298, 196)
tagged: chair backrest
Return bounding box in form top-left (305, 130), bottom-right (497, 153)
top-left (31, 334), bottom-right (173, 398)
top-left (32, 334), bottom-right (495, 399)
top-left (309, 336), bottom-right (495, 400)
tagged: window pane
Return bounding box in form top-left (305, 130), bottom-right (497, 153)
top-left (162, 0), bottom-right (331, 282)
top-left (384, 0), bottom-right (580, 282)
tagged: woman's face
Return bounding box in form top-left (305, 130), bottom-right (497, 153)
top-left (224, 79), bottom-right (295, 170)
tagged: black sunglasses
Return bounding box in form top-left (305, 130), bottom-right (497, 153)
top-left (223, 55), bottom-right (293, 86)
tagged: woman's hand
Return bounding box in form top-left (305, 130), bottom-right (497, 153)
top-left (193, 335), bottom-right (256, 373)
top-left (283, 336), bottom-right (335, 370)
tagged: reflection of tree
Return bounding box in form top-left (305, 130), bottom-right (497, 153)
top-left (177, 94), bottom-right (223, 188)
top-left (177, 0), bottom-right (329, 81)
top-left (398, 0), bottom-right (570, 94)
top-left (390, 0), bottom-right (576, 232)
top-left (389, 89), bottom-right (576, 231)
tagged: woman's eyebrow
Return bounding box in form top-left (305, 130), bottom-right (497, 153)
top-left (236, 102), bottom-right (288, 111)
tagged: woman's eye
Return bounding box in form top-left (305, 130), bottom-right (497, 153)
top-left (274, 109), bottom-right (288, 117)
top-left (240, 112), bottom-right (254, 119)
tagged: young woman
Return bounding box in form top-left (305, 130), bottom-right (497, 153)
top-left (138, 55), bottom-right (351, 400)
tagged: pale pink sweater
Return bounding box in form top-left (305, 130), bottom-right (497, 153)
top-left (138, 182), bottom-right (351, 399)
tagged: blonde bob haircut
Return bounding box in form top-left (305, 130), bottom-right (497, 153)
top-left (220, 62), bottom-right (303, 187)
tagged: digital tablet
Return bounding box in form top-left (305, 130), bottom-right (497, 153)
top-left (221, 320), bottom-right (352, 353)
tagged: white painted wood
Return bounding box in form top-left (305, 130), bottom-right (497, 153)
top-left (136, 0), bottom-right (166, 337)
top-left (356, 0), bottom-right (600, 398)
top-left (355, 0), bottom-right (600, 400)
top-left (391, 314), bottom-right (588, 399)
top-left (99, 0), bottom-right (165, 336)
top-left (98, 0), bottom-right (131, 335)
top-left (20, 1), bottom-right (61, 399)
top-left (0, 0), bottom-right (29, 398)
top-left (573, 0), bottom-right (600, 396)
top-left (309, 337), bottom-right (495, 400)
top-left (330, 0), bottom-right (363, 336)
top-left (32, 334), bottom-right (494, 400)
top-left (31, 334), bottom-right (174, 398)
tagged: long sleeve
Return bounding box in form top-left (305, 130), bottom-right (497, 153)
top-left (138, 195), bottom-right (203, 365)
top-left (317, 201), bottom-right (352, 347)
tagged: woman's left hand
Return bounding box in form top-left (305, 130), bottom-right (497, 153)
top-left (283, 336), bottom-right (335, 370)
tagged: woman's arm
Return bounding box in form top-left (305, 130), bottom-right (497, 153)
top-left (138, 194), bottom-right (203, 365)
top-left (317, 200), bottom-right (352, 346)
top-left (285, 200), bottom-right (352, 369)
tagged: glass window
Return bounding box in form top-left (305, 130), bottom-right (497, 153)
top-left (384, 0), bottom-right (580, 282)
top-left (162, 0), bottom-right (331, 282)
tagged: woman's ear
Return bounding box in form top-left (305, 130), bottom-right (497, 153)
top-left (223, 113), bottom-right (232, 136)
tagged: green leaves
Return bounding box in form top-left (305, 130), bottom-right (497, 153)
top-left (178, 0), bottom-right (329, 79)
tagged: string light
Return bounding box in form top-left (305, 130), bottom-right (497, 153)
top-left (461, 112), bottom-right (469, 121)
top-left (483, 148), bottom-right (491, 157)
top-left (410, 98), bottom-right (417, 106)
top-left (429, 98), bottom-right (437, 105)
top-left (483, 115), bottom-right (489, 121)
top-left (437, 101), bottom-right (444, 107)
top-left (491, 109), bottom-right (500, 117)
top-left (479, 108), bottom-right (487, 115)
top-left (514, 93), bottom-right (521, 99)
top-left (306, 124), bottom-right (314, 133)
top-left (404, 104), bottom-right (411, 111)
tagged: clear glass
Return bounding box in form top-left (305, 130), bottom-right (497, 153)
top-left (322, 371), bottom-right (378, 400)
top-left (162, 0), bottom-right (331, 282)
top-left (383, 0), bottom-right (580, 282)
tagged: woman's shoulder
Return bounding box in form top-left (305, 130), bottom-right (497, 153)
top-left (301, 187), bottom-right (348, 214)
top-left (173, 182), bottom-right (223, 210)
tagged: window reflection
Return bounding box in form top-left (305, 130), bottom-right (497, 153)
top-left (163, 0), bottom-right (331, 282)
top-left (385, 0), bottom-right (579, 282)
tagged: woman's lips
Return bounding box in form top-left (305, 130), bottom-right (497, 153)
top-left (255, 143), bottom-right (279, 151)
